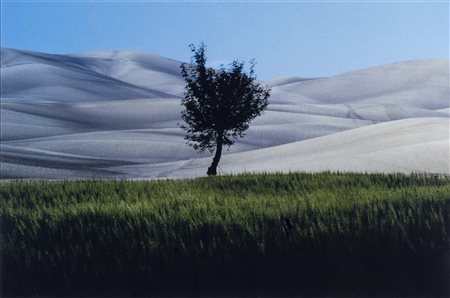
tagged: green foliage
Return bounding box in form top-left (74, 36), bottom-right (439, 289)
top-left (180, 43), bottom-right (270, 152)
top-left (1, 172), bottom-right (449, 296)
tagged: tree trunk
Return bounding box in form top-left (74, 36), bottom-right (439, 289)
top-left (207, 132), bottom-right (223, 176)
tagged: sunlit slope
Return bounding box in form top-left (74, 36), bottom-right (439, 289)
top-left (269, 59), bottom-right (449, 108)
top-left (168, 118), bottom-right (449, 177)
top-left (1, 48), bottom-right (448, 178)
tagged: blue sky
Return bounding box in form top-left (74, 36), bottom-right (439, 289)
top-left (2, 1), bottom-right (448, 80)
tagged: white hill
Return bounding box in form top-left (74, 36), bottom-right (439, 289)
top-left (1, 48), bottom-right (448, 179)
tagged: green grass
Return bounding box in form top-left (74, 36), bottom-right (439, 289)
top-left (1, 172), bottom-right (449, 296)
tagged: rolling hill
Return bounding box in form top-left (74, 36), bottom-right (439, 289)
top-left (1, 48), bottom-right (449, 178)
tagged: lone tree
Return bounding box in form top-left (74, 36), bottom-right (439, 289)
top-left (180, 43), bottom-right (270, 176)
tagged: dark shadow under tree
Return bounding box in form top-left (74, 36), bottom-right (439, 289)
top-left (180, 43), bottom-right (271, 175)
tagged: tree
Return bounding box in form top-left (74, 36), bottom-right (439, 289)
top-left (180, 43), bottom-right (271, 176)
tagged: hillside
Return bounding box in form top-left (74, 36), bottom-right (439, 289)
top-left (1, 48), bottom-right (449, 178)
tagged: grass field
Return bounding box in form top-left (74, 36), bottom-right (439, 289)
top-left (1, 172), bottom-right (449, 297)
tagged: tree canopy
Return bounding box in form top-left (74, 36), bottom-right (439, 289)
top-left (180, 43), bottom-right (270, 175)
